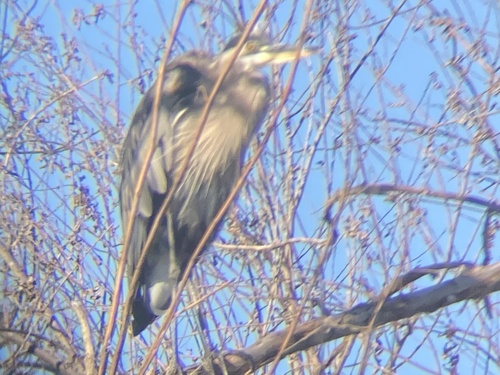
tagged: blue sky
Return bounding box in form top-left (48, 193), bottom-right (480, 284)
top-left (1, 0), bottom-right (499, 373)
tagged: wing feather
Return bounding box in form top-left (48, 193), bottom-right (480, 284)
top-left (119, 61), bottom-right (208, 335)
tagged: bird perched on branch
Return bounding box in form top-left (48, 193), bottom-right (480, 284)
top-left (119, 33), bottom-right (314, 336)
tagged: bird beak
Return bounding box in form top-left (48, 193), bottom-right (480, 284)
top-left (242, 44), bottom-right (319, 67)
top-left (262, 45), bottom-right (318, 64)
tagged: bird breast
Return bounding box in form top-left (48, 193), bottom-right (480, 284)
top-left (167, 72), bottom-right (270, 228)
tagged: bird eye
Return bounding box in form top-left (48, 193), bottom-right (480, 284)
top-left (245, 41), bottom-right (258, 53)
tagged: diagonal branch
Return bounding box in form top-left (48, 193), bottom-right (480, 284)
top-left (326, 183), bottom-right (500, 214)
top-left (184, 262), bottom-right (500, 374)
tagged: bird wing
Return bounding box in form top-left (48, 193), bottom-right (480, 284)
top-left (120, 87), bottom-right (169, 270)
top-left (119, 61), bottom-right (207, 334)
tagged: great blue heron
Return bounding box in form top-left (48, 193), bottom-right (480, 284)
top-left (120, 33), bottom-right (314, 336)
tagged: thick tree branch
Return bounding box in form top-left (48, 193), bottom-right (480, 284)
top-left (185, 262), bottom-right (500, 374)
top-left (0, 329), bottom-right (85, 375)
top-left (326, 183), bottom-right (500, 214)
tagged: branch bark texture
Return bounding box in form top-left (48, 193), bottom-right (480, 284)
top-left (185, 263), bottom-right (500, 374)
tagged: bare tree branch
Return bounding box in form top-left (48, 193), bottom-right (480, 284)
top-left (326, 183), bottom-right (500, 214)
top-left (185, 263), bottom-right (500, 374)
top-left (0, 329), bottom-right (85, 375)
top-left (1, 1), bottom-right (498, 373)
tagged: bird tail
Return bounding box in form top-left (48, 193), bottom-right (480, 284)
top-left (132, 297), bottom-right (157, 336)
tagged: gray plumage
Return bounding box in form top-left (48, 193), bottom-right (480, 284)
top-left (119, 35), bottom-right (313, 335)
